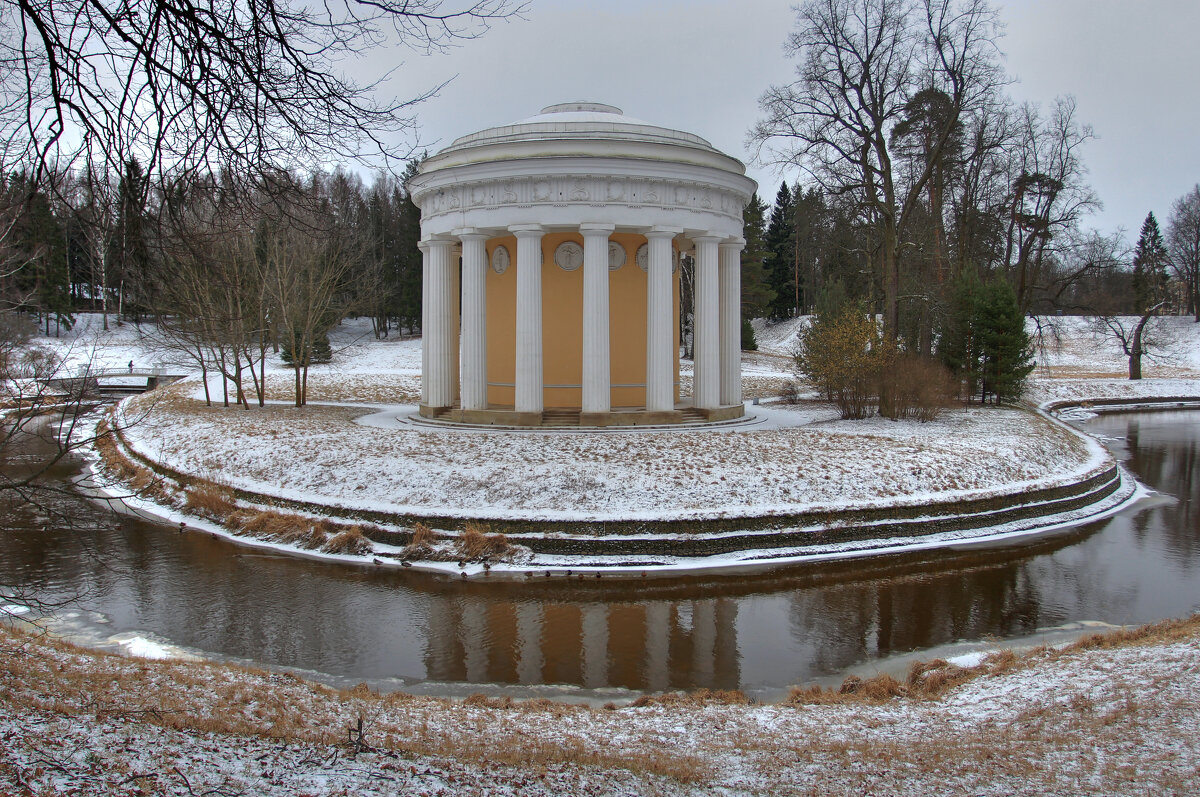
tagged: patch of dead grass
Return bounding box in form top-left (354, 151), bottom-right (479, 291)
top-left (454, 523), bottom-right (513, 562)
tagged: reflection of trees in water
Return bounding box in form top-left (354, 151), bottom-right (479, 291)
top-left (787, 561), bottom-right (1044, 673)
top-left (0, 445), bottom-right (119, 609)
top-left (1121, 414), bottom-right (1200, 563)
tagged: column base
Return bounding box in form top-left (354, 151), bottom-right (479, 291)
top-left (418, 404), bottom-right (745, 427)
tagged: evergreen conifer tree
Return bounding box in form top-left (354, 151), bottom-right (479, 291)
top-left (764, 182), bottom-right (796, 319)
top-left (977, 278), bottom-right (1034, 402)
top-left (1132, 212), bottom-right (1170, 312)
top-left (4, 174), bottom-right (73, 334)
top-left (938, 267), bottom-right (983, 400)
top-left (739, 192), bottom-right (775, 352)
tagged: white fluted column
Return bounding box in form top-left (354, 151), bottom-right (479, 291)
top-left (419, 241), bottom-right (431, 407)
top-left (692, 234), bottom-right (721, 410)
top-left (458, 230), bottom-right (489, 411)
top-left (581, 224), bottom-right (614, 414)
top-left (719, 239), bottom-right (744, 407)
top-left (422, 238), bottom-right (456, 408)
top-left (512, 225), bottom-right (545, 414)
top-left (645, 228), bottom-right (679, 413)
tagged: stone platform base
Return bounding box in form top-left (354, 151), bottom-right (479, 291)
top-left (418, 403), bottom-right (745, 427)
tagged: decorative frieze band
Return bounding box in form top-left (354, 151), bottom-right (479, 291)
top-left (417, 175), bottom-right (748, 223)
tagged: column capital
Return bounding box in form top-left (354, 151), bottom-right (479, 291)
top-left (579, 223), bottom-right (616, 235)
top-left (646, 226), bottom-right (683, 240)
top-left (453, 227), bottom-right (490, 241)
top-left (509, 224), bottom-right (546, 237)
top-left (690, 232), bottom-right (724, 245)
top-left (719, 238), bottom-right (746, 251)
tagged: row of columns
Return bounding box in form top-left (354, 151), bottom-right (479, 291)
top-left (421, 225), bottom-right (744, 414)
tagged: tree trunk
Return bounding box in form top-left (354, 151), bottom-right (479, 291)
top-left (1128, 312), bottom-right (1155, 380)
top-left (882, 226), bottom-right (900, 341)
top-left (1129, 344), bottom-right (1142, 380)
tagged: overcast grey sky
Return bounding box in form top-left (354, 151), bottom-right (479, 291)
top-left (376, 0), bottom-right (1200, 240)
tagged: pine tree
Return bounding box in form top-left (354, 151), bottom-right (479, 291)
top-left (763, 182), bottom-right (796, 319)
top-left (1131, 212), bottom-right (1170, 312)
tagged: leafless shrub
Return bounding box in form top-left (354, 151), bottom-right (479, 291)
top-left (878, 355), bottom-right (959, 422)
top-left (779, 380), bottom-right (800, 404)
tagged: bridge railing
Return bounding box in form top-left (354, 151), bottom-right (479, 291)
top-left (75, 365), bottom-right (177, 378)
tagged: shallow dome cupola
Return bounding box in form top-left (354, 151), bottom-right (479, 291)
top-left (408, 103), bottom-right (757, 426)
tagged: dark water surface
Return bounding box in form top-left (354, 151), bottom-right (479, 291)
top-left (2, 411), bottom-right (1198, 697)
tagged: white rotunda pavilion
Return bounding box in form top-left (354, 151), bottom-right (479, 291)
top-left (408, 102), bottom-right (757, 426)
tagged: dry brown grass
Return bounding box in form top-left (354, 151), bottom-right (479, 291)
top-left (786, 649), bottom-right (1027, 706)
top-left (1063, 614), bottom-right (1200, 652)
top-left (0, 624), bottom-right (711, 784)
top-left (629, 689), bottom-right (753, 708)
top-left (324, 526), bottom-right (372, 555)
top-left (409, 522), bottom-right (436, 547)
top-left (94, 416), bottom-right (165, 495)
top-left (454, 523), bottom-right (513, 562)
top-left (399, 522), bottom-right (438, 560)
top-left (182, 483), bottom-right (236, 521)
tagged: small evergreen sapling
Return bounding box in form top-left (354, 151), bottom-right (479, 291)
top-left (977, 278), bottom-right (1034, 403)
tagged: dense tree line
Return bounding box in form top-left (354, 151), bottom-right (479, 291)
top-left (0, 163), bottom-right (425, 405)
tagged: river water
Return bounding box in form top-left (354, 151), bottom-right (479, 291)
top-left (1, 410), bottom-right (1197, 700)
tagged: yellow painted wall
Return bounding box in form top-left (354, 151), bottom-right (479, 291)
top-left (485, 236), bottom-right (517, 407)
top-left (484, 233), bottom-right (680, 409)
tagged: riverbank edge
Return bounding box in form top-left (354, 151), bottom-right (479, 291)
top-left (2, 612), bottom-right (1199, 795)
top-left (84, 392), bottom-right (1173, 578)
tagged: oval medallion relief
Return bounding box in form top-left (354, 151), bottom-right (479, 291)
top-left (490, 245), bottom-right (510, 275)
top-left (555, 241), bottom-right (584, 271)
top-left (609, 242), bottom-right (626, 271)
top-left (636, 244), bottom-right (680, 273)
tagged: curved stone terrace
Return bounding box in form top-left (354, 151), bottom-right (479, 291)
top-left (61, 314), bottom-right (1199, 575)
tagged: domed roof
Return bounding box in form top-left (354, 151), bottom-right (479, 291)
top-left (421, 102), bottom-right (747, 176)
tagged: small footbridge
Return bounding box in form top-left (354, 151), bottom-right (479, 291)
top-left (46, 366), bottom-right (189, 397)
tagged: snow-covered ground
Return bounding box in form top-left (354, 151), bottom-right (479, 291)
top-left (9, 315), bottom-right (1200, 793)
top-left (35, 311), bottom-right (1192, 566)
top-left (3, 618), bottom-right (1198, 795)
top-left (115, 392), bottom-right (1108, 524)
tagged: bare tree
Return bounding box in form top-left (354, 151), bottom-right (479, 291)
top-left (1002, 97), bottom-right (1101, 312)
top-left (1, 0), bottom-right (523, 184)
top-left (260, 200), bottom-right (358, 407)
top-left (752, 0), bottom-right (1004, 341)
top-left (154, 181), bottom-right (273, 407)
top-left (1167, 184), bottom-right (1200, 321)
top-left (1093, 304), bottom-right (1169, 381)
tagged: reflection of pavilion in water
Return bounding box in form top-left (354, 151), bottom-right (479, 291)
top-left (424, 598), bottom-right (740, 691)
